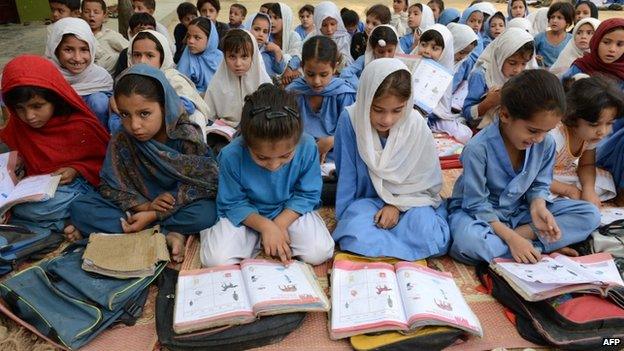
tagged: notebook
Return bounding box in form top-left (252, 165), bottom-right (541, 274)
top-left (491, 253), bottom-right (624, 306)
top-left (205, 119), bottom-right (237, 141)
top-left (0, 152), bottom-right (61, 216)
top-left (81, 226), bottom-right (169, 278)
top-left (410, 58), bottom-right (453, 114)
top-left (329, 260), bottom-right (482, 340)
top-left (173, 259), bottom-right (329, 334)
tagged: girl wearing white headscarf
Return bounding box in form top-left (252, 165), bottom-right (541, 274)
top-left (462, 27), bottom-right (535, 129)
top-left (448, 22), bottom-right (479, 94)
top-left (399, 3), bottom-right (435, 54)
top-left (422, 24), bottom-right (473, 143)
top-left (127, 30), bottom-right (211, 139)
top-left (45, 17), bottom-right (114, 130)
top-left (333, 58), bottom-right (450, 261)
top-left (305, 1), bottom-right (354, 68)
top-left (507, 17), bottom-right (534, 35)
top-left (550, 18), bottom-right (601, 77)
top-left (528, 7), bottom-right (549, 36)
top-left (340, 25), bottom-right (403, 90)
top-left (267, 3), bottom-right (303, 84)
top-left (204, 29), bottom-right (271, 130)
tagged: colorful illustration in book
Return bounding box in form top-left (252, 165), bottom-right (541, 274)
top-left (279, 284), bottom-right (297, 292)
top-left (376, 285), bottom-right (392, 295)
top-left (221, 282), bottom-right (238, 292)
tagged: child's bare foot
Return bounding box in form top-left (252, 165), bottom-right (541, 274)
top-left (554, 246), bottom-right (579, 257)
top-left (63, 225), bottom-right (82, 242)
top-left (166, 232), bottom-right (186, 263)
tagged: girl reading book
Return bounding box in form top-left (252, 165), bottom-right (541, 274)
top-left (449, 69), bottom-right (600, 265)
top-left (332, 58), bottom-right (450, 261)
top-left (1, 55), bottom-right (109, 238)
top-left (70, 64), bottom-right (219, 262)
top-left (200, 83), bottom-right (335, 266)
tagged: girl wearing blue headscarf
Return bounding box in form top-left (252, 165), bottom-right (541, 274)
top-left (438, 8), bottom-right (460, 25)
top-left (177, 17), bottom-right (223, 95)
top-left (70, 64), bottom-right (219, 262)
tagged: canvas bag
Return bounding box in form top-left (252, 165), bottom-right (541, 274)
top-left (0, 241), bottom-right (163, 350)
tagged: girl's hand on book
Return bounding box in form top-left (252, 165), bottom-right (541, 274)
top-left (530, 201), bottom-right (561, 242)
top-left (508, 235), bottom-right (541, 264)
top-left (581, 189), bottom-right (602, 208)
top-left (150, 192), bottom-right (176, 212)
top-left (53, 167), bottom-right (78, 185)
top-left (120, 211), bottom-right (156, 233)
top-left (374, 205), bottom-right (400, 229)
top-left (260, 223), bottom-right (292, 265)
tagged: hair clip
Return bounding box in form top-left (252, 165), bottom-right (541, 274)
top-left (283, 106), bottom-right (299, 118)
top-left (378, 39), bottom-right (387, 47)
top-left (251, 106), bottom-right (271, 116)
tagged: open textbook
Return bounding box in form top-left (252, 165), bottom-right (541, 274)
top-left (329, 260), bottom-right (482, 340)
top-left (0, 152), bottom-right (60, 216)
top-left (205, 119), bottom-right (237, 142)
top-left (173, 259), bottom-right (329, 334)
top-left (491, 253), bottom-right (624, 306)
top-left (599, 207), bottom-right (624, 226)
top-left (395, 54), bottom-right (453, 114)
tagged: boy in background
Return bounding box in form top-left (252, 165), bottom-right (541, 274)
top-left (197, 0), bottom-right (229, 43)
top-left (83, 0), bottom-right (128, 74)
top-left (114, 12), bottom-right (156, 77)
top-left (228, 3), bottom-right (246, 29)
top-left (174, 2), bottom-right (198, 63)
top-left (132, 0), bottom-right (175, 52)
top-left (295, 4), bottom-right (314, 40)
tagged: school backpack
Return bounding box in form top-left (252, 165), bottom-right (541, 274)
top-left (0, 223), bottom-right (64, 276)
top-left (0, 241), bottom-right (163, 350)
top-left (155, 267), bottom-right (307, 351)
top-left (477, 263), bottom-right (624, 350)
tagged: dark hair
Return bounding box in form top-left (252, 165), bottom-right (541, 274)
top-left (427, 0), bottom-right (445, 11)
top-left (511, 41), bottom-right (535, 60)
top-left (129, 12), bottom-right (156, 30)
top-left (298, 4), bottom-right (314, 16)
top-left (370, 26), bottom-right (399, 48)
top-left (114, 74), bottom-right (164, 107)
top-left (197, 0), bottom-right (219, 13)
top-left (548, 2), bottom-right (574, 26)
top-left (469, 0), bottom-right (482, 6)
top-left (409, 3), bottom-right (423, 12)
top-left (188, 17), bottom-right (212, 37)
top-left (268, 3), bottom-right (282, 18)
top-left (301, 35), bottom-right (338, 66)
top-left (3, 86), bottom-right (74, 117)
top-left (575, 1), bottom-right (598, 20)
top-left (489, 11), bottom-right (505, 25)
top-left (564, 76), bottom-right (624, 127)
top-left (222, 29), bottom-right (253, 56)
top-left (132, 31), bottom-right (165, 66)
top-left (177, 2), bottom-right (198, 20)
top-left (373, 69), bottom-right (411, 101)
top-left (260, 2), bottom-right (273, 10)
top-left (419, 29), bottom-right (445, 48)
top-left (366, 4), bottom-right (392, 24)
top-left (341, 8), bottom-right (359, 27)
top-left (81, 0), bottom-right (106, 12)
top-left (133, 0), bottom-right (155, 11)
top-left (240, 83), bottom-right (302, 146)
top-left (230, 3), bottom-right (247, 16)
top-left (49, 0), bottom-right (80, 11)
top-left (501, 69), bottom-right (565, 120)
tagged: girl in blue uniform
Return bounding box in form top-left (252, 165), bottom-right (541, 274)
top-left (332, 58), bottom-right (450, 261)
top-left (200, 84), bottom-right (335, 266)
top-left (449, 69), bottom-right (600, 265)
top-left (177, 17), bottom-right (223, 94)
top-left (534, 2), bottom-right (574, 68)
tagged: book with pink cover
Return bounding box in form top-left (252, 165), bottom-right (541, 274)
top-left (491, 253), bottom-right (624, 306)
top-left (329, 260), bottom-right (482, 340)
top-left (0, 151), bottom-right (60, 216)
top-left (205, 119), bottom-right (237, 141)
top-left (173, 259), bottom-right (329, 334)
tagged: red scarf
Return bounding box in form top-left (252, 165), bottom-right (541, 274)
top-left (573, 18), bottom-right (624, 81)
top-left (0, 55), bottom-right (110, 186)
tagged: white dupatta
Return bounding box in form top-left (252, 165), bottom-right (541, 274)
top-left (550, 18), bottom-right (601, 77)
top-left (347, 58), bottom-right (442, 211)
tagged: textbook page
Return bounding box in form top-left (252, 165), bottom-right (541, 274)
top-left (174, 266), bottom-right (253, 332)
top-left (395, 262), bottom-right (483, 336)
top-left (331, 261), bottom-right (406, 335)
top-left (240, 259), bottom-right (327, 311)
top-left (0, 174), bottom-right (60, 214)
top-left (451, 81), bottom-right (469, 111)
top-left (600, 207), bottom-right (624, 226)
top-left (411, 58), bottom-right (453, 114)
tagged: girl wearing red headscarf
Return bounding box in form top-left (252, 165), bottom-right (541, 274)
top-left (0, 55), bottom-right (109, 239)
top-left (562, 18), bottom-right (624, 89)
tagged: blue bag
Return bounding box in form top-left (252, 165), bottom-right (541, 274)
top-left (0, 241), bottom-right (164, 350)
top-left (0, 224), bottom-right (63, 276)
